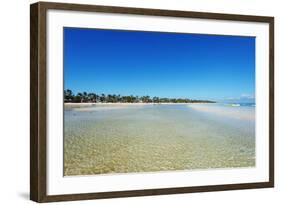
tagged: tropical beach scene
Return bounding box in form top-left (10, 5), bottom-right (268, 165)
top-left (63, 27), bottom-right (255, 176)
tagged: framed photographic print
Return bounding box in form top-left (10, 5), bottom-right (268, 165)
top-left (30, 1), bottom-right (274, 202)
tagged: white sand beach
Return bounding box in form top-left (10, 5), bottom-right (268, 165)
top-left (187, 103), bottom-right (255, 121)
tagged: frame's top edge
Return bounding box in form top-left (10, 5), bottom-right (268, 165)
top-left (34, 1), bottom-right (274, 23)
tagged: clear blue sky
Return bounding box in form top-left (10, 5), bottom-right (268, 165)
top-left (64, 27), bottom-right (255, 101)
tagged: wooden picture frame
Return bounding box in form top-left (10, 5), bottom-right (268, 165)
top-left (30, 1), bottom-right (274, 202)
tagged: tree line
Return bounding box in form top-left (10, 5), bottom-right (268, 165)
top-left (64, 89), bottom-right (215, 103)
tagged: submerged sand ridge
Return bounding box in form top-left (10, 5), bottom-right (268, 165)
top-left (64, 103), bottom-right (255, 176)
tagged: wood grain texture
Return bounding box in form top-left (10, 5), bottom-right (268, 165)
top-left (30, 1), bottom-right (274, 202)
top-left (30, 3), bottom-right (39, 202)
top-left (269, 17), bottom-right (274, 187)
top-left (30, 2), bottom-right (47, 202)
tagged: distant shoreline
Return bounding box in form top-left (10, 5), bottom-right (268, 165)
top-left (64, 102), bottom-right (215, 105)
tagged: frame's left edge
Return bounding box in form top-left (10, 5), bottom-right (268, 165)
top-left (30, 2), bottom-right (40, 202)
top-left (30, 2), bottom-right (48, 203)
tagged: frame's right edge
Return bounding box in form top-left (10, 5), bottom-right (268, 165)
top-left (269, 17), bottom-right (274, 187)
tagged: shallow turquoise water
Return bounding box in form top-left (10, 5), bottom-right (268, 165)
top-left (64, 104), bottom-right (255, 176)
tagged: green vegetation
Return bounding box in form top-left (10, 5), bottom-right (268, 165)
top-left (64, 89), bottom-right (215, 103)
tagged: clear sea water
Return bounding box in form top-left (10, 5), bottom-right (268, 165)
top-left (64, 103), bottom-right (255, 176)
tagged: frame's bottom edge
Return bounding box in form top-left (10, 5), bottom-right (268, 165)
top-left (38, 181), bottom-right (273, 203)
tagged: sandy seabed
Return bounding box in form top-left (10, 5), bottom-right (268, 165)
top-left (64, 103), bottom-right (255, 176)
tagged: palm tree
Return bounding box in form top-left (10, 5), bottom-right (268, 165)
top-left (82, 92), bottom-right (88, 102)
top-left (87, 93), bottom-right (97, 102)
top-left (142, 95), bottom-right (151, 103)
top-left (117, 94), bottom-right (121, 102)
top-left (100, 94), bottom-right (106, 103)
top-left (153, 96), bottom-right (160, 103)
top-left (72, 92), bottom-right (82, 103)
top-left (64, 89), bottom-right (215, 104)
top-left (107, 94), bottom-right (113, 102)
top-left (95, 94), bottom-right (100, 102)
top-left (64, 89), bottom-right (73, 102)
top-left (112, 94), bottom-right (118, 103)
